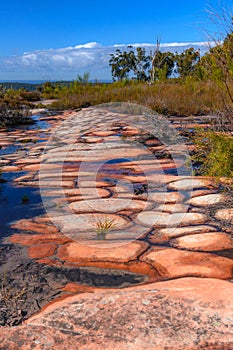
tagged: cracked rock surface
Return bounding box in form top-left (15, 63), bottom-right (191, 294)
top-left (0, 107), bottom-right (232, 348)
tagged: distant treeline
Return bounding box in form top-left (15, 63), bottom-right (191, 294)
top-left (0, 81), bottom-right (73, 91)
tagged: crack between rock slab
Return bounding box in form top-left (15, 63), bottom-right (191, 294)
top-left (125, 243), bottom-right (161, 278)
top-left (166, 245), bottom-right (233, 255)
top-left (57, 261), bottom-right (155, 284)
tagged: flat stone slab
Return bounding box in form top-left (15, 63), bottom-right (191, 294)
top-left (187, 193), bottom-right (226, 206)
top-left (140, 247), bottom-right (233, 279)
top-left (22, 164), bottom-right (41, 171)
top-left (69, 198), bottom-right (152, 213)
top-left (43, 147), bottom-right (150, 163)
top-left (38, 179), bottom-right (75, 188)
top-left (10, 233), bottom-right (70, 246)
top-left (171, 232), bottom-right (233, 251)
top-left (0, 278), bottom-right (232, 349)
top-left (149, 191), bottom-right (185, 204)
top-left (77, 180), bottom-right (113, 187)
top-left (155, 203), bottom-right (189, 213)
top-left (28, 242), bottom-right (58, 259)
top-left (149, 225), bottom-right (218, 243)
top-left (57, 241), bottom-right (148, 263)
top-left (136, 211), bottom-right (208, 227)
top-left (50, 213), bottom-right (131, 234)
top-left (1, 165), bottom-right (22, 172)
top-left (153, 225), bottom-right (218, 240)
top-left (92, 130), bottom-right (115, 137)
top-left (215, 208), bottom-right (233, 223)
top-left (189, 188), bottom-right (217, 198)
top-left (15, 158), bottom-right (42, 165)
top-left (168, 178), bottom-right (212, 190)
top-left (43, 187), bottom-right (110, 199)
top-left (11, 219), bottom-right (59, 234)
top-left (39, 171), bottom-right (79, 179)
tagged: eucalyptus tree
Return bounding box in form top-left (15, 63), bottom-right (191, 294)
top-left (109, 46), bottom-right (151, 81)
top-left (109, 47), bottom-right (135, 81)
top-left (175, 48), bottom-right (200, 78)
top-left (150, 50), bottom-right (175, 82)
top-left (133, 47), bottom-right (151, 81)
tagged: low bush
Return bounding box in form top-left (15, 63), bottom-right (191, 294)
top-left (19, 91), bottom-right (41, 102)
top-left (0, 100), bottom-right (33, 128)
top-left (192, 130), bottom-right (233, 178)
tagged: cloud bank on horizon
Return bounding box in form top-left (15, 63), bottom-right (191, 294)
top-left (0, 41), bottom-right (212, 81)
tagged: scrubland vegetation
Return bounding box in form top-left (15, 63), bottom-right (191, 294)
top-left (44, 32), bottom-right (232, 130)
top-left (0, 14), bottom-right (232, 178)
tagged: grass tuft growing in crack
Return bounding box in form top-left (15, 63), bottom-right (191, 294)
top-left (95, 218), bottom-right (116, 240)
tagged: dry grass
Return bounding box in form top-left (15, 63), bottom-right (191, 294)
top-left (1, 273), bottom-right (26, 302)
top-left (95, 218), bottom-right (116, 239)
top-left (50, 79), bottom-right (232, 117)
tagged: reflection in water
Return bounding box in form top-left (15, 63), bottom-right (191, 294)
top-left (0, 172), bottom-right (45, 237)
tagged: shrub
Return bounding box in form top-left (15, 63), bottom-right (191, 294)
top-left (19, 91), bottom-right (41, 102)
top-left (0, 100), bottom-right (33, 128)
top-left (192, 130), bottom-right (233, 178)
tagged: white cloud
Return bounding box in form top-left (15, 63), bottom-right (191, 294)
top-left (113, 41), bottom-right (213, 49)
top-left (0, 41), bottom-right (211, 81)
top-left (74, 42), bottom-right (101, 49)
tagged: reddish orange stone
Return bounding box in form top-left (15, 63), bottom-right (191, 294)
top-left (28, 243), bottom-right (57, 259)
top-left (11, 219), bottom-right (59, 234)
top-left (10, 233), bottom-right (71, 245)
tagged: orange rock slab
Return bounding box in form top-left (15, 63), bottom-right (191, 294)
top-left (57, 241), bottom-right (148, 264)
top-left (10, 233), bottom-right (71, 246)
top-left (28, 243), bottom-right (58, 259)
top-left (140, 247), bottom-right (233, 279)
top-left (0, 278), bottom-right (232, 349)
top-left (171, 232), bottom-right (233, 251)
top-left (11, 219), bottom-right (59, 234)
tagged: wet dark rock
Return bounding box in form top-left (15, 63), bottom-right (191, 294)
top-left (0, 244), bottom-right (145, 326)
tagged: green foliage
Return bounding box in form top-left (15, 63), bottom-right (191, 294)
top-left (76, 72), bottom-right (90, 84)
top-left (109, 46), bottom-right (151, 81)
top-left (109, 45), bottom-right (201, 82)
top-left (194, 64), bottom-right (207, 81)
top-left (0, 87), bottom-right (40, 105)
top-left (109, 47), bottom-right (133, 81)
top-left (151, 50), bottom-right (175, 81)
top-left (193, 130), bottom-right (233, 178)
top-left (198, 34), bottom-right (233, 103)
top-left (175, 47), bottom-right (200, 78)
top-left (133, 47), bottom-right (151, 81)
top-left (42, 81), bottom-right (57, 98)
top-left (195, 30), bottom-right (233, 130)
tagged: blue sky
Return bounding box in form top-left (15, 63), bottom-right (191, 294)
top-left (0, 0), bottom-right (232, 80)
